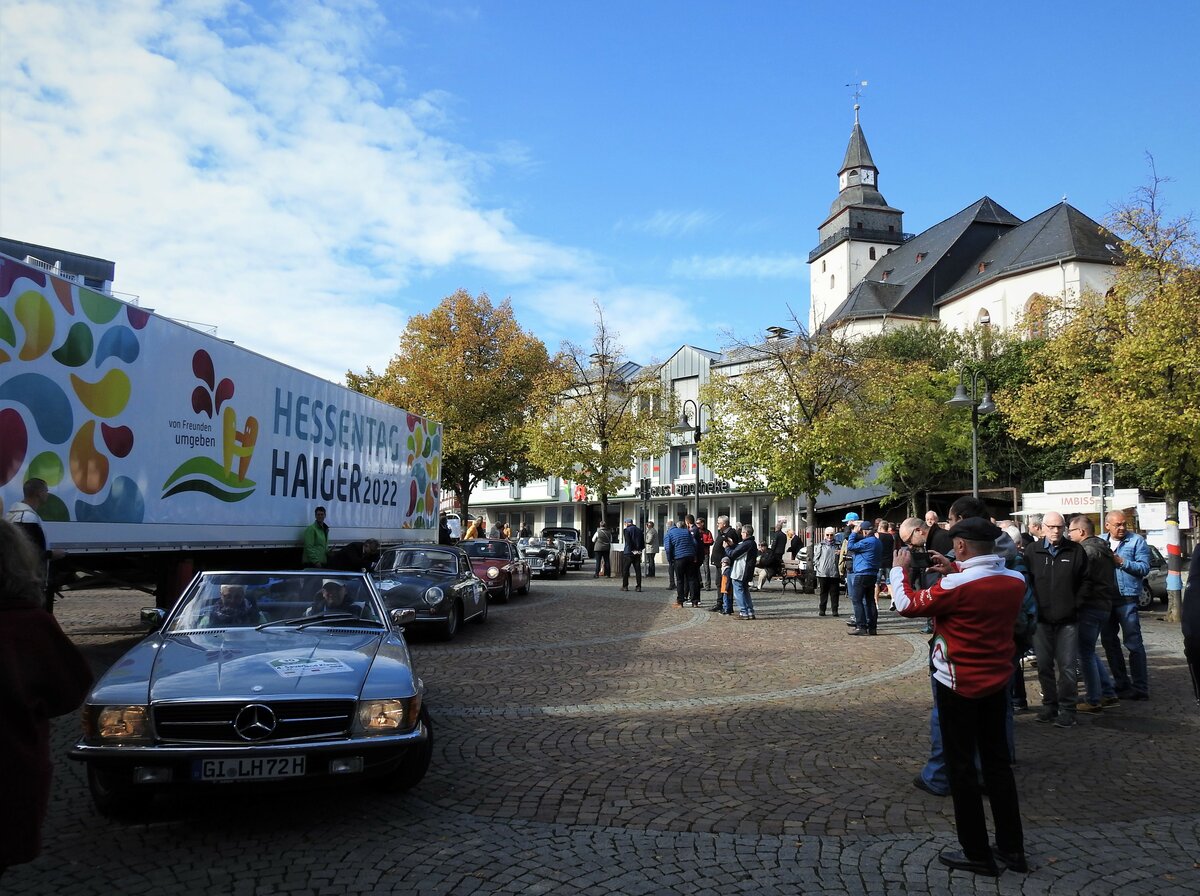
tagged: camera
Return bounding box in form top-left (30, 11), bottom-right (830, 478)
top-left (909, 547), bottom-right (931, 572)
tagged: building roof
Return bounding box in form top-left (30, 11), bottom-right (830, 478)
top-left (0, 237), bottom-right (115, 283)
top-left (839, 121), bottom-right (876, 173)
top-left (822, 196), bottom-right (1023, 327)
top-left (936, 202), bottom-right (1122, 305)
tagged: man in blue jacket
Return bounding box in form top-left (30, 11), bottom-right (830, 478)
top-left (846, 519), bottom-right (881, 635)
top-left (663, 515), bottom-right (700, 608)
top-left (1102, 511), bottom-right (1150, 700)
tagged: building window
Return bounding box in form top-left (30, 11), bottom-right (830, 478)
top-left (561, 505), bottom-right (575, 527)
top-left (886, 248), bottom-right (893, 254)
top-left (545, 506), bottom-right (558, 527)
top-left (916, 252), bottom-right (927, 263)
top-left (869, 247), bottom-right (876, 260)
top-left (882, 269), bottom-right (892, 281)
top-left (674, 447), bottom-right (697, 478)
top-left (856, 221), bottom-right (863, 229)
top-left (830, 275), bottom-right (835, 289)
top-left (822, 259), bottom-right (827, 273)
top-left (888, 225), bottom-right (895, 233)
top-left (1025, 294), bottom-right (1049, 340)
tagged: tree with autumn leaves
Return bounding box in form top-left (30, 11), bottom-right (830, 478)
top-left (1000, 170), bottom-right (1200, 620)
top-left (522, 307), bottom-right (674, 527)
top-left (347, 289), bottom-right (553, 522)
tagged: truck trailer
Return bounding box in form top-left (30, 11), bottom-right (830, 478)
top-left (0, 251), bottom-right (442, 606)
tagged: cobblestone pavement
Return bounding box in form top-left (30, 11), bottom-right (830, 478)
top-left (9, 574), bottom-right (1200, 895)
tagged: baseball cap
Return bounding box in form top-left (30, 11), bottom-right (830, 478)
top-left (624, 517), bottom-right (633, 524)
top-left (824, 526), bottom-right (836, 535)
top-left (842, 512), bottom-right (860, 522)
top-left (858, 519), bottom-right (874, 531)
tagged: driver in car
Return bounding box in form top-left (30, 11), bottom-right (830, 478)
top-left (305, 580), bottom-right (360, 616)
top-left (201, 584), bottom-right (264, 627)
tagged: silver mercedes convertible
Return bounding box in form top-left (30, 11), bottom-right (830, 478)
top-left (70, 569), bottom-right (432, 817)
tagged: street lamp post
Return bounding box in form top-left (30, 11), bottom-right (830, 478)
top-left (946, 368), bottom-right (995, 498)
top-left (672, 399), bottom-right (712, 523)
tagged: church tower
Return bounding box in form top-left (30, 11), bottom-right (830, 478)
top-left (808, 109), bottom-right (905, 332)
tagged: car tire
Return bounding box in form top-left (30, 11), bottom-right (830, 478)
top-left (439, 601), bottom-right (460, 640)
top-left (473, 594), bottom-right (488, 624)
top-left (1138, 582), bottom-right (1155, 610)
top-left (87, 763), bottom-right (154, 819)
top-left (498, 579), bottom-right (512, 603)
top-left (380, 705), bottom-right (433, 793)
top-left (518, 575), bottom-right (529, 595)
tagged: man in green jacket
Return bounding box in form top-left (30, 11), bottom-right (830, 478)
top-left (302, 507), bottom-right (330, 568)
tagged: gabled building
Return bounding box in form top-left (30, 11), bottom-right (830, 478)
top-left (808, 118), bottom-right (1123, 337)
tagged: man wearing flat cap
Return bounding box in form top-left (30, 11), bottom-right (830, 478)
top-left (621, 517), bottom-right (644, 592)
top-left (890, 515), bottom-right (1029, 877)
top-left (845, 517), bottom-right (881, 635)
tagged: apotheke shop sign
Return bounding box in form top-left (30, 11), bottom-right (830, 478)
top-left (650, 480), bottom-right (732, 498)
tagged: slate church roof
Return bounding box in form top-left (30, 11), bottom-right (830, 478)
top-left (821, 197), bottom-right (1120, 329)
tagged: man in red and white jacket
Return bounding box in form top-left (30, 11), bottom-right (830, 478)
top-left (890, 516), bottom-right (1028, 877)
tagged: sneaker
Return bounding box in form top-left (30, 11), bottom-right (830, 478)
top-left (1054, 713), bottom-right (1077, 728)
top-left (848, 628), bottom-right (868, 636)
top-left (912, 775), bottom-right (949, 797)
top-left (1076, 702), bottom-right (1103, 713)
top-left (1100, 696), bottom-right (1120, 707)
top-left (1035, 706), bottom-right (1058, 723)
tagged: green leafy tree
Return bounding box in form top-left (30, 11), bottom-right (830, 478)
top-left (698, 323), bottom-right (894, 581)
top-left (1000, 168), bottom-right (1199, 620)
top-left (347, 289), bottom-right (552, 522)
top-left (523, 306), bottom-right (674, 528)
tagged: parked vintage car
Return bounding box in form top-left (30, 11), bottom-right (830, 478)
top-left (460, 538), bottom-right (531, 602)
top-left (541, 527), bottom-right (588, 569)
top-left (372, 543), bottom-right (489, 639)
top-left (518, 536), bottom-right (568, 577)
top-left (70, 570), bottom-right (432, 818)
top-left (1139, 543), bottom-right (1169, 609)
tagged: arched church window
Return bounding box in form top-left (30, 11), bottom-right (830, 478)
top-left (822, 260), bottom-right (827, 273)
top-left (830, 275), bottom-right (835, 290)
top-left (869, 247), bottom-right (877, 260)
top-left (1024, 294), bottom-right (1049, 340)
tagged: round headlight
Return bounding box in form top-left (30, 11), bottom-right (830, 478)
top-left (486, 567), bottom-right (499, 579)
top-left (423, 586), bottom-right (444, 606)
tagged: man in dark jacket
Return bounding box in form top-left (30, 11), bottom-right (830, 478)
top-left (1068, 516), bottom-right (1121, 712)
top-left (1183, 546), bottom-right (1200, 707)
top-left (620, 518), bottom-right (644, 592)
top-left (708, 516), bottom-right (741, 613)
top-left (663, 517), bottom-right (699, 608)
top-left (1023, 511), bottom-right (1089, 727)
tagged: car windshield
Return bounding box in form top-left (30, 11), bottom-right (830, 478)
top-left (542, 529), bottom-right (578, 543)
top-left (377, 548), bottom-right (459, 576)
top-left (525, 537), bottom-right (551, 547)
top-left (167, 572), bottom-right (382, 632)
top-left (463, 541), bottom-right (508, 559)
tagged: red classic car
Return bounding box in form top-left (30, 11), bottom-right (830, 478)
top-left (460, 539), bottom-right (531, 603)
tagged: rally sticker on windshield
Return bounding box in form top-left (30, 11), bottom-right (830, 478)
top-left (268, 657), bottom-right (354, 678)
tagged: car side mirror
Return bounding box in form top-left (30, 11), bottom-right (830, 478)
top-left (391, 608), bottom-right (418, 627)
top-left (140, 607), bottom-right (166, 630)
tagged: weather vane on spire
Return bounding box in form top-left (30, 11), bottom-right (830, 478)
top-left (846, 79), bottom-right (868, 122)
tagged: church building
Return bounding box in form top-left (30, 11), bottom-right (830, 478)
top-left (808, 109), bottom-right (1123, 337)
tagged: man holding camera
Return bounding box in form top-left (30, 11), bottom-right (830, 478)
top-left (891, 516), bottom-right (1028, 876)
top-left (845, 518), bottom-right (881, 635)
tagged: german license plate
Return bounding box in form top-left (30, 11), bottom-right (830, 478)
top-left (194, 756), bottom-right (306, 781)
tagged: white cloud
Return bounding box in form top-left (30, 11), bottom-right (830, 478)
top-left (0, 0), bottom-right (583, 382)
top-left (669, 253), bottom-right (807, 280)
top-left (618, 209), bottom-right (719, 238)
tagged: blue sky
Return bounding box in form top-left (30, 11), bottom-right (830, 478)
top-left (3, 0), bottom-right (1198, 381)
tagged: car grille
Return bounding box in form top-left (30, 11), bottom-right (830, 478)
top-left (153, 699), bottom-right (356, 744)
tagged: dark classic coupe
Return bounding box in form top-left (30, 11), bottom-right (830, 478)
top-left (541, 527), bottom-right (588, 569)
top-left (460, 538), bottom-right (531, 602)
top-left (70, 570), bottom-right (432, 818)
top-left (518, 536), bottom-right (569, 577)
top-left (372, 543), bottom-right (489, 639)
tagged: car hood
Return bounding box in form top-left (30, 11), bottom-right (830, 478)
top-left (147, 629), bottom-right (382, 702)
top-left (373, 571), bottom-right (456, 607)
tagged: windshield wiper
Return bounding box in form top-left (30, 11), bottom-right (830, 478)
top-left (296, 614), bottom-right (383, 630)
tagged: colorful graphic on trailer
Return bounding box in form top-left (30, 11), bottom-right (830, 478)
top-left (0, 256), bottom-right (440, 531)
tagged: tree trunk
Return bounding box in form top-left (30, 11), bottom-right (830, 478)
top-left (803, 493), bottom-right (818, 592)
top-left (1165, 491), bottom-right (1182, 623)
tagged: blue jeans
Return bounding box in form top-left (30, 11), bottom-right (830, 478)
top-left (1077, 605), bottom-right (1117, 705)
top-left (732, 578), bottom-right (755, 617)
top-left (848, 573), bottom-right (878, 631)
top-left (1101, 600), bottom-right (1149, 696)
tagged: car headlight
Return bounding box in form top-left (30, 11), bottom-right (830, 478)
top-left (356, 696), bottom-right (422, 734)
top-left (486, 567), bottom-right (499, 579)
top-left (423, 586), bottom-right (443, 606)
top-left (86, 705), bottom-right (150, 742)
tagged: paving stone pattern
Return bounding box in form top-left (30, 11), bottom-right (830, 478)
top-left (8, 576), bottom-right (1200, 895)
